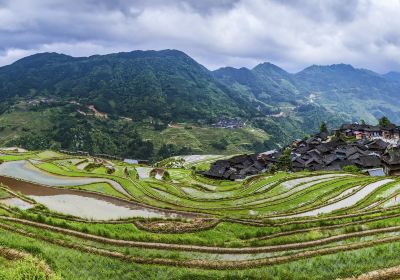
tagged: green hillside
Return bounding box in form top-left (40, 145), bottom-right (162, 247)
top-left (0, 50), bottom-right (344, 159)
top-left (0, 50), bottom-right (254, 122)
top-left (0, 102), bottom-right (270, 161)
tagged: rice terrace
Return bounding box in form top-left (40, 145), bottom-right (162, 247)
top-left (1, 148), bottom-right (400, 279)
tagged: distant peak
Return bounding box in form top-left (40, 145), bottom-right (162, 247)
top-left (329, 63), bottom-right (354, 70)
top-left (384, 71), bottom-right (400, 81)
top-left (298, 63), bottom-right (359, 75)
top-left (385, 71), bottom-right (400, 76)
top-left (12, 52), bottom-right (73, 66)
top-left (214, 66), bottom-right (251, 73)
top-left (20, 52), bottom-right (72, 60)
top-left (252, 62), bottom-right (288, 75)
top-left (253, 62), bottom-right (281, 69)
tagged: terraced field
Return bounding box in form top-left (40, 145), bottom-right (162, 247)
top-left (1, 149), bottom-right (400, 279)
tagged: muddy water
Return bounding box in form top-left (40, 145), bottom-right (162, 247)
top-left (0, 176), bottom-right (195, 220)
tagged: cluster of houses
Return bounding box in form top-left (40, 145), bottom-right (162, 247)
top-left (203, 152), bottom-right (280, 180)
top-left (204, 123), bottom-right (400, 180)
top-left (335, 123), bottom-right (400, 144)
top-left (291, 133), bottom-right (387, 173)
top-left (211, 118), bottom-right (245, 129)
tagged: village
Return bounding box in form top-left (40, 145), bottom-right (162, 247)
top-left (204, 122), bottom-right (400, 180)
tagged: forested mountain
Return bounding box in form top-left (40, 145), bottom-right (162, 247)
top-left (384, 71), bottom-right (400, 82)
top-left (0, 50), bottom-right (257, 122)
top-left (213, 62), bottom-right (400, 124)
top-left (294, 64), bottom-right (400, 123)
top-left (0, 49), bottom-right (400, 160)
top-left (213, 62), bottom-right (301, 109)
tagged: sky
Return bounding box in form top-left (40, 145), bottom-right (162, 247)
top-left (1, 0), bottom-right (400, 73)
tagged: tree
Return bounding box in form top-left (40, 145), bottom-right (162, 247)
top-left (379, 116), bottom-right (391, 127)
top-left (319, 122), bottom-right (328, 133)
top-left (211, 139), bottom-right (228, 150)
top-left (360, 119), bottom-right (366, 125)
top-left (276, 148), bottom-right (292, 171)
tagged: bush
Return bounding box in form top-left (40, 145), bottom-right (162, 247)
top-left (0, 257), bottom-right (60, 280)
top-left (342, 165), bottom-right (360, 173)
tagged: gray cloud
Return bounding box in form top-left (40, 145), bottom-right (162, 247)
top-left (1, 0), bottom-right (400, 73)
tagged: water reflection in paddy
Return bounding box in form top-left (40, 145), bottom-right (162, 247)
top-left (0, 176), bottom-right (194, 220)
top-left (30, 194), bottom-right (174, 220)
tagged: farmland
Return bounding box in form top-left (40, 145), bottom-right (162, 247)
top-left (1, 149), bottom-right (400, 279)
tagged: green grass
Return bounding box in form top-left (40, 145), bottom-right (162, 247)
top-left (0, 154), bottom-right (36, 162)
top-left (0, 256), bottom-right (59, 280)
top-left (65, 182), bottom-right (128, 199)
top-left (0, 189), bottom-right (11, 199)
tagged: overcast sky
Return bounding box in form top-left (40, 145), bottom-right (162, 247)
top-left (1, 0), bottom-right (400, 73)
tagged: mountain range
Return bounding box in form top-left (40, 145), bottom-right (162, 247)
top-left (0, 49), bottom-right (400, 160)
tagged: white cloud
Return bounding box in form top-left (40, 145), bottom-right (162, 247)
top-left (1, 0), bottom-right (400, 73)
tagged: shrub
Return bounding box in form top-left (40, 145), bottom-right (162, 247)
top-left (2, 257), bottom-right (54, 280)
top-left (342, 165), bottom-right (360, 173)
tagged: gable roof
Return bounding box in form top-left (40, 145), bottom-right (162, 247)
top-left (367, 168), bottom-right (385, 176)
top-left (353, 155), bottom-right (382, 168)
top-left (382, 149), bottom-right (400, 165)
top-left (323, 154), bottom-right (341, 165)
top-left (367, 139), bottom-right (389, 150)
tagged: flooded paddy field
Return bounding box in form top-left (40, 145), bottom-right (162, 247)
top-left (0, 160), bottom-right (130, 196)
top-left (0, 176), bottom-right (193, 220)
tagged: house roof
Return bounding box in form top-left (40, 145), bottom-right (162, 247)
top-left (315, 144), bottom-right (332, 154)
top-left (305, 156), bottom-right (324, 166)
top-left (339, 123), bottom-right (399, 132)
top-left (367, 168), bottom-right (385, 176)
top-left (353, 155), bottom-right (382, 168)
top-left (335, 146), bottom-right (359, 157)
top-left (367, 139), bottom-right (389, 150)
top-left (323, 154), bottom-right (341, 165)
top-left (382, 149), bottom-right (400, 165)
top-left (292, 156), bottom-right (306, 164)
top-left (315, 132), bottom-right (329, 140)
top-left (347, 152), bottom-right (363, 161)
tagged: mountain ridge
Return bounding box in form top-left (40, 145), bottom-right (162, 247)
top-left (0, 49), bottom-right (400, 159)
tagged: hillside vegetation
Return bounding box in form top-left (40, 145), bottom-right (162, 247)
top-left (1, 50), bottom-right (400, 159)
